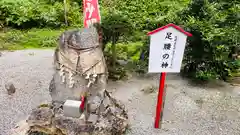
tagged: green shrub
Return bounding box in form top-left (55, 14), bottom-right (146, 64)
top-left (178, 0), bottom-right (240, 81)
top-left (104, 48), bottom-right (127, 81)
top-left (0, 0), bottom-right (82, 28)
top-left (103, 41), bottom-right (144, 80)
top-left (101, 0), bottom-right (190, 31)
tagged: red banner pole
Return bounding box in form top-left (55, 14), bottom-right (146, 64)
top-left (83, 0), bottom-right (86, 27)
top-left (83, 0), bottom-right (101, 28)
top-left (154, 72), bottom-right (166, 128)
top-left (81, 0), bottom-right (101, 111)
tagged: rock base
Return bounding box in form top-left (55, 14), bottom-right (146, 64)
top-left (25, 91), bottom-right (129, 135)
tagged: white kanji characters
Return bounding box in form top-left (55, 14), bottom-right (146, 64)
top-left (86, 18), bottom-right (97, 26)
top-left (85, 2), bottom-right (95, 19)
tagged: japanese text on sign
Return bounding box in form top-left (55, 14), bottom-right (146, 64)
top-left (83, 0), bottom-right (101, 27)
top-left (161, 32), bottom-right (177, 69)
top-left (148, 23), bottom-right (192, 73)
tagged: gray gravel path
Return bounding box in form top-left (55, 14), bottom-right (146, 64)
top-left (0, 50), bottom-right (53, 135)
top-left (0, 49), bottom-right (240, 135)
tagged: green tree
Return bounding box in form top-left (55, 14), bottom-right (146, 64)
top-left (179, 0), bottom-right (240, 80)
top-left (101, 11), bottom-right (132, 68)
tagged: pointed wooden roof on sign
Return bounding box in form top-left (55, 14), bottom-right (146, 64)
top-left (147, 23), bottom-right (192, 37)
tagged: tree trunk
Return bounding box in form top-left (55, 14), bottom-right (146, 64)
top-left (63, 0), bottom-right (68, 26)
top-left (112, 33), bottom-right (116, 68)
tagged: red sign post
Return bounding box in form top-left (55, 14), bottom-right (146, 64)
top-left (83, 0), bottom-right (101, 27)
top-left (155, 72), bottom-right (166, 128)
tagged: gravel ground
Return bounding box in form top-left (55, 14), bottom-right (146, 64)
top-left (0, 49), bottom-right (240, 135)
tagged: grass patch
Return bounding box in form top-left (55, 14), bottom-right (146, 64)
top-left (0, 28), bottom-right (71, 50)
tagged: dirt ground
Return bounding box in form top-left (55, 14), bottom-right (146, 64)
top-left (0, 49), bottom-right (240, 135)
top-left (111, 74), bottom-right (240, 135)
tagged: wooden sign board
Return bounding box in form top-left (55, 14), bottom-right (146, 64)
top-left (148, 23), bottom-right (192, 73)
top-left (147, 23), bottom-right (192, 128)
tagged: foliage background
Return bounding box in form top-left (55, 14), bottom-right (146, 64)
top-left (0, 0), bottom-right (239, 81)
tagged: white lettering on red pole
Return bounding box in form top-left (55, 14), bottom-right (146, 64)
top-left (85, 2), bottom-right (95, 19)
top-left (86, 18), bottom-right (97, 26)
top-left (83, 0), bottom-right (101, 27)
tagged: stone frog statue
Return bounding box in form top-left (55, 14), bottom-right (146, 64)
top-left (50, 25), bottom-right (107, 105)
top-left (25, 25), bottom-right (129, 135)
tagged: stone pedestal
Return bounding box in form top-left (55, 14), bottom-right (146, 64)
top-left (26, 90), bottom-right (128, 135)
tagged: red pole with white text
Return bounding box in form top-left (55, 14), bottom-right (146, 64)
top-left (83, 0), bottom-right (101, 27)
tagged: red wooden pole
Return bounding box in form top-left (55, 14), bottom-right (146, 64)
top-left (154, 72), bottom-right (166, 128)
